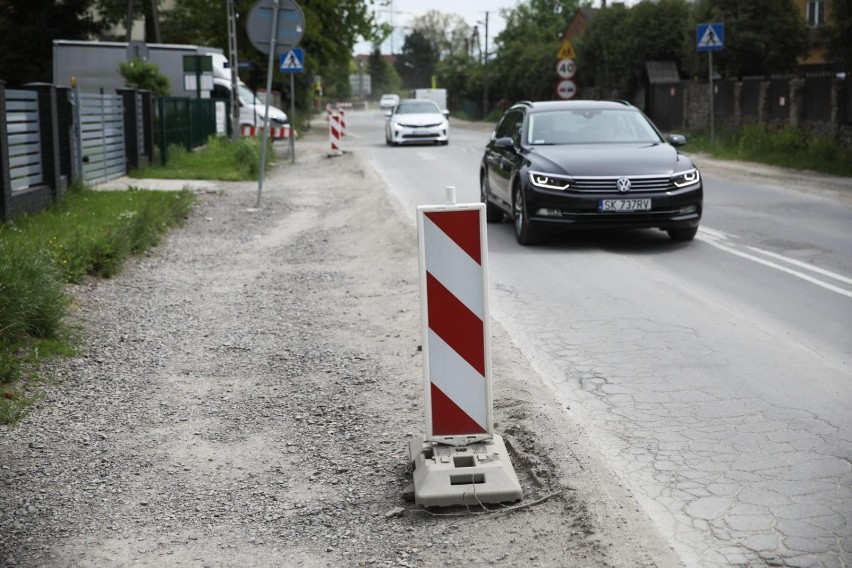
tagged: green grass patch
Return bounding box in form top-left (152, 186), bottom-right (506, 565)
top-left (684, 125), bottom-right (852, 177)
top-left (134, 135), bottom-right (271, 181)
top-left (0, 187), bottom-right (194, 424)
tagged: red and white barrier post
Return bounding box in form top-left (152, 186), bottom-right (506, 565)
top-left (418, 191), bottom-right (492, 443)
top-left (407, 186), bottom-right (523, 507)
top-left (327, 107), bottom-right (343, 157)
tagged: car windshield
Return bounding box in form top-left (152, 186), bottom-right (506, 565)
top-left (237, 83), bottom-right (262, 106)
top-left (527, 109), bottom-right (662, 145)
top-left (396, 101), bottom-right (440, 114)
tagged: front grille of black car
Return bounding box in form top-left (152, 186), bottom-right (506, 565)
top-left (569, 175), bottom-right (673, 193)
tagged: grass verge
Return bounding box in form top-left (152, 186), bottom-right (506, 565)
top-left (134, 135), bottom-right (272, 181)
top-left (0, 184), bottom-right (194, 424)
top-left (684, 125), bottom-right (852, 177)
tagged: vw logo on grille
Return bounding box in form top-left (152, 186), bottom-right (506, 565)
top-left (616, 177), bottom-right (631, 193)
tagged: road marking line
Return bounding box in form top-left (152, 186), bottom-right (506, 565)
top-left (697, 230), bottom-right (852, 299)
top-left (744, 246), bottom-right (852, 286)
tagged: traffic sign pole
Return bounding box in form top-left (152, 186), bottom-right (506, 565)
top-left (697, 23), bottom-right (724, 147)
top-left (255, 0), bottom-right (280, 209)
top-left (289, 73), bottom-right (295, 163)
top-left (280, 48), bottom-right (304, 164)
top-left (709, 51), bottom-right (715, 146)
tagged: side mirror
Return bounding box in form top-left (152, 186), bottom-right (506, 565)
top-left (668, 134), bottom-right (687, 147)
top-left (495, 137), bottom-right (514, 149)
top-left (384, 110), bottom-right (392, 118)
top-left (442, 110), bottom-right (450, 118)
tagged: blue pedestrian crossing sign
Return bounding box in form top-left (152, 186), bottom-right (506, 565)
top-left (696, 23), bottom-right (724, 52)
top-left (280, 48), bottom-right (304, 73)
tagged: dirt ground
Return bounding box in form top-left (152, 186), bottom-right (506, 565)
top-left (0, 128), bottom-right (684, 567)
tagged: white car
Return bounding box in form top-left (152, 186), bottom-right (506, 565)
top-left (384, 99), bottom-right (450, 146)
top-left (379, 93), bottom-right (400, 110)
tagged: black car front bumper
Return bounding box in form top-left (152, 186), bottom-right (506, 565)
top-left (523, 183), bottom-right (703, 232)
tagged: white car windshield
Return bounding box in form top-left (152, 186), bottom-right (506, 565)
top-left (527, 109), bottom-right (662, 145)
top-left (237, 83), bottom-right (262, 106)
top-left (396, 101), bottom-right (441, 115)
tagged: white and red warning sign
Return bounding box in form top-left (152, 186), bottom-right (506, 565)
top-left (416, 201), bottom-right (493, 445)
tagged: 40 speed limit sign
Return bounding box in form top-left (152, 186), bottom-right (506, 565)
top-left (556, 79), bottom-right (577, 100)
top-left (556, 58), bottom-right (576, 79)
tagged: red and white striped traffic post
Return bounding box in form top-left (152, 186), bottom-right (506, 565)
top-left (328, 107), bottom-right (343, 157)
top-left (338, 107), bottom-right (346, 138)
top-left (418, 190), bottom-right (492, 444)
top-left (407, 187), bottom-right (522, 507)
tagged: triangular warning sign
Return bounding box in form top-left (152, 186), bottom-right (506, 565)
top-left (557, 39), bottom-right (576, 60)
top-left (698, 26), bottom-right (721, 47)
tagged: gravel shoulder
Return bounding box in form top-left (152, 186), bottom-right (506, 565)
top-left (0, 130), bottom-right (682, 567)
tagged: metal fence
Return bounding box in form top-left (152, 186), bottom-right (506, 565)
top-left (5, 89), bottom-right (44, 191)
top-left (643, 73), bottom-right (851, 142)
top-left (1, 80), bottom-right (235, 220)
top-left (157, 97), bottom-right (224, 164)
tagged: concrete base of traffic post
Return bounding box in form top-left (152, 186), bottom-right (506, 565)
top-left (405, 434), bottom-right (523, 507)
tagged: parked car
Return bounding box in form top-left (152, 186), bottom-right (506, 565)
top-left (379, 93), bottom-right (400, 110)
top-left (480, 100), bottom-right (702, 245)
top-left (385, 99), bottom-right (450, 146)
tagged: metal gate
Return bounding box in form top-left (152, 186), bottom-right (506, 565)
top-left (74, 91), bottom-right (126, 185)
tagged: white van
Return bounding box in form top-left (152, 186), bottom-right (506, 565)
top-left (209, 53), bottom-right (288, 129)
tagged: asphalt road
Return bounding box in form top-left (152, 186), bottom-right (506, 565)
top-left (342, 107), bottom-right (852, 568)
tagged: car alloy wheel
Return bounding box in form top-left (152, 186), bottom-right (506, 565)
top-left (481, 175), bottom-right (504, 223)
top-left (513, 184), bottom-right (541, 245)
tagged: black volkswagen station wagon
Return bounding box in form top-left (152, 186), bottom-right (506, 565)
top-left (480, 100), bottom-right (702, 245)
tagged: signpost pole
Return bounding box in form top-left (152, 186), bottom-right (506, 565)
top-left (709, 51), bottom-right (715, 146)
top-left (255, 0), bottom-right (280, 208)
top-left (697, 22), bottom-right (722, 147)
top-left (289, 73), bottom-right (296, 163)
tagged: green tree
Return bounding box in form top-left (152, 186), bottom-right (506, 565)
top-left (119, 59), bottom-right (170, 95)
top-left (369, 47), bottom-right (401, 97)
top-left (826, 0), bottom-right (852, 70)
top-left (436, 53), bottom-right (481, 114)
top-left (410, 10), bottom-right (471, 59)
top-left (94, 0), bottom-right (165, 42)
top-left (395, 29), bottom-right (439, 89)
top-left (156, 0), bottom-right (381, 109)
top-left (694, 0), bottom-right (810, 77)
top-left (574, 4), bottom-right (632, 95)
top-left (0, 0), bottom-right (105, 85)
top-left (489, 0), bottom-right (581, 104)
top-left (577, 0), bottom-right (697, 97)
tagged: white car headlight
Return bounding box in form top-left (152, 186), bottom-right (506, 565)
top-left (672, 168), bottom-right (700, 188)
top-left (528, 171), bottom-right (571, 190)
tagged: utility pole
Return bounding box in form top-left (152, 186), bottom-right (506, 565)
top-left (226, 0), bottom-right (241, 139)
top-left (482, 12), bottom-right (489, 119)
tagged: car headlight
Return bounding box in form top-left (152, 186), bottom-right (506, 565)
top-left (672, 168), bottom-right (700, 188)
top-left (393, 121), bottom-right (403, 131)
top-left (528, 171), bottom-right (571, 190)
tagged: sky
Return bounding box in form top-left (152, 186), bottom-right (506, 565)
top-left (353, 0), bottom-right (519, 56)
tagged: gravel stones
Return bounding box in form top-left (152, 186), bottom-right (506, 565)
top-left (0, 132), bottom-right (681, 568)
